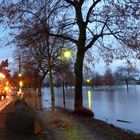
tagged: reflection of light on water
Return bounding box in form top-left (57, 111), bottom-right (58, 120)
top-left (88, 90), bottom-right (91, 109)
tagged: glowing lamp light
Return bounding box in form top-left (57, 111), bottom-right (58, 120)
top-left (18, 73), bottom-right (22, 77)
top-left (62, 49), bottom-right (72, 59)
top-left (86, 79), bottom-right (91, 83)
top-left (19, 81), bottom-right (23, 87)
top-left (6, 81), bottom-right (9, 85)
top-left (4, 86), bottom-right (9, 92)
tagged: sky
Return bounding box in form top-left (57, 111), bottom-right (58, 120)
top-left (0, 24), bottom-right (15, 68)
top-left (0, 47), bottom-right (14, 61)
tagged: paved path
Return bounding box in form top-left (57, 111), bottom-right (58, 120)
top-left (0, 96), bottom-right (41, 140)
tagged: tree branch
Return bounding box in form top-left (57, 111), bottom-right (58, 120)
top-left (48, 32), bottom-right (77, 44)
top-left (85, 34), bottom-right (101, 51)
top-left (85, 0), bottom-right (102, 25)
top-left (64, 0), bottom-right (74, 6)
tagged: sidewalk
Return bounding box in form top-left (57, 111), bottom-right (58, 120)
top-left (0, 98), bottom-right (41, 140)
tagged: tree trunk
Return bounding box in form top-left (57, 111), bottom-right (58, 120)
top-left (62, 80), bottom-right (65, 108)
top-left (38, 82), bottom-right (42, 96)
top-left (34, 77), bottom-right (38, 96)
top-left (37, 77), bottom-right (44, 96)
top-left (126, 80), bottom-right (129, 91)
top-left (49, 65), bottom-right (55, 102)
top-left (74, 49), bottom-right (85, 111)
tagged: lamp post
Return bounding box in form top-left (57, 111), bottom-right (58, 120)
top-left (86, 78), bottom-right (91, 89)
top-left (86, 79), bottom-right (91, 83)
top-left (61, 49), bottom-right (72, 108)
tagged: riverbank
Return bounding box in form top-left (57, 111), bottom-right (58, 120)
top-left (1, 96), bottom-right (140, 140)
top-left (36, 107), bottom-right (140, 140)
top-left (24, 92), bottom-right (140, 140)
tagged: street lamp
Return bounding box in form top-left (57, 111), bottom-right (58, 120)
top-left (18, 73), bottom-right (22, 77)
top-left (61, 49), bottom-right (72, 108)
top-left (62, 49), bottom-right (72, 59)
top-left (19, 81), bottom-right (23, 87)
top-left (86, 79), bottom-right (91, 83)
top-left (86, 78), bottom-right (91, 89)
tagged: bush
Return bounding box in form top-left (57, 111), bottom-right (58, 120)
top-left (5, 99), bottom-right (36, 134)
top-left (14, 98), bottom-right (27, 107)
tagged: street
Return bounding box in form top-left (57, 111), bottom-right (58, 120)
top-left (0, 96), bottom-right (13, 111)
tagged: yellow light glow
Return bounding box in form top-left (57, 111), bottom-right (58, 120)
top-left (0, 73), bottom-right (5, 78)
top-left (4, 86), bottom-right (9, 91)
top-left (19, 81), bottom-right (23, 87)
top-left (63, 50), bottom-right (72, 58)
top-left (86, 79), bottom-right (90, 83)
top-left (88, 90), bottom-right (91, 109)
top-left (6, 81), bottom-right (9, 85)
top-left (18, 73), bottom-right (22, 77)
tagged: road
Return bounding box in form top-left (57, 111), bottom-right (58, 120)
top-left (0, 96), bottom-right (13, 111)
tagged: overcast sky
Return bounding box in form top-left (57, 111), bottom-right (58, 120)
top-left (0, 47), bottom-right (14, 62)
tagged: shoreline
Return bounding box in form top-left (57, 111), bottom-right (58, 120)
top-left (25, 92), bottom-right (140, 139)
top-left (95, 117), bottom-right (139, 135)
top-left (50, 107), bottom-right (140, 139)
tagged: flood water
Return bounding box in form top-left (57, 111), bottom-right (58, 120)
top-left (41, 85), bottom-right (140, 134)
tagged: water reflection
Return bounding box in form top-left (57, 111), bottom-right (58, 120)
top-left (88, 90), bottom-right (92, 109)
top-left (41, 86), bottom-right (140, 133)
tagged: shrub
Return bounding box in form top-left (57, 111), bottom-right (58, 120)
top-left (14, 98), bottom-right (27, 107)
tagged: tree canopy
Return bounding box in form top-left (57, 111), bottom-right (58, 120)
top-left (0, 0), bottom-right (140, 112)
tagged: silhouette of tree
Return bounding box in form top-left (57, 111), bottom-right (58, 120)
top-left (114, 61), bottom-right (138, 91)
top-left (104, 67), bottom-right (114, 87)
top-left (1, 0), bottom-right (140, 112)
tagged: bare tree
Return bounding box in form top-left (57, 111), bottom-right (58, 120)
top-left (92, 72), bottom-right (103, 88)
top-left (104, 67), bottom-right (114, 87)
top-left (1, 0), bottom-right (140, 113)
top-left (114, 61), bottom-right (138, 91)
